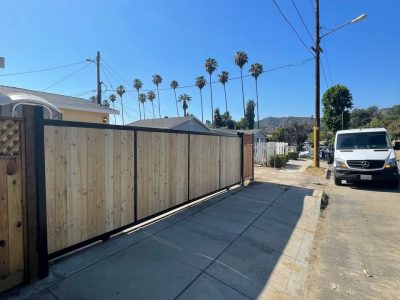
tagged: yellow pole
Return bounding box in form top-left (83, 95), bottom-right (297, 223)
top-left (314, 126), bottom-right (319, 167)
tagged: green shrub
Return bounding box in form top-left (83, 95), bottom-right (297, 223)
top-left (288, 152), bottom-right (299, 160)
top-left (268, 154), bottom-right (287, 168)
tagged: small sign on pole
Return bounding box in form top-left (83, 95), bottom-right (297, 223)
top-left (0, 57), bottom-right (5, 68)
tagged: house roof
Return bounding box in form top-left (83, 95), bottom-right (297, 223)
top-left (236, 129), bottom-right (267, 136)
top-left (0, 85), bottom-right (119, 115)
top-left (210, 128), bottom-right (239, 137)
top-left (128, 116), bottom-right (213, 132)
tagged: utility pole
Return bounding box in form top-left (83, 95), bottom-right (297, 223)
top-left (96, 51), bottom-right (102, 105)
top-left (313, 0), bottom-right (320, 167)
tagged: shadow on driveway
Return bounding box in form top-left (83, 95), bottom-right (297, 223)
top-left (3, 181), bottom-right (318, 300)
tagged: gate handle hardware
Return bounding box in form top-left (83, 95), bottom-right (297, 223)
top-left (17, 221), bottom-right (22, 228)
top-left (0, 240), bottom-right (5, 247)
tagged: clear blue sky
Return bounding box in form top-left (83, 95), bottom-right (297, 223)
top-left (1, 0), bottom-right (399, 124)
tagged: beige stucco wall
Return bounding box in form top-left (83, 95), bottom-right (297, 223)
top-left (61, 109), bottom-right (109, 124)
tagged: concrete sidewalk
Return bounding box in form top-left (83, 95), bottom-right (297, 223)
top-left (3, 175), bottom-right (321, 299)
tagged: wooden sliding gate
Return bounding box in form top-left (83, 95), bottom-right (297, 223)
top-left (43, 120), bottom-right (243, 256)
top-left (0, 106), bottom-right (255, 292)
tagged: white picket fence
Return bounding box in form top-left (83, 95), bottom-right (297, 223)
top-left (254, 142), bottom-right (288, 166)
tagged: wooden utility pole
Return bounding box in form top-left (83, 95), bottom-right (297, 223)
top-left (96, 51), bottom-right (102, 105)
top-left (313, 0), bottom-right (320, 167)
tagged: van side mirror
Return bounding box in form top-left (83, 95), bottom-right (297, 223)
top-left (394, 142), bottom-right (400, 150)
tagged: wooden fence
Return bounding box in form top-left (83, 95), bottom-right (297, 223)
top-left (0, 118), bottom-right (25, 292)
top-left (43, 120), bottom-right (244, 256)
top-left (0, 106), bottom-right (254, 291)
top-left (242, 133), bottom-right (254, 181)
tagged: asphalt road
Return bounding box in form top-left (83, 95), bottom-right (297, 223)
top-left (306, 170), bottom-right (400, 299)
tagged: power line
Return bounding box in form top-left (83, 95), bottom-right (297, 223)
top-left (321, 38), bottom-right (333, 83)
top-left (308, 0), bottom-right (315, 10)
top-left (320, 60), bottom-right (329, 88)
top-left (271, 0), bottom-right (314, 56)
top-left (42, 62), bottom-right (92, 91)
top-left (103, 57), bottom-right (314, 93)
top-left (290, 0), bottom-right (315, 43)
top-left (101, 61), bottom-right (150, 118)
top-left (102, 59), bottom-right (169, 118)
top-left (0, 60), bottom-right (87, 77)
top-left (73, 89), bottom-right (97, 97)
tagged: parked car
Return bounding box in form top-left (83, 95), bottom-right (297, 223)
top-left (334, 128), bottom-right (400, 188)
top-left (299, 148), bottom-right (311, 157)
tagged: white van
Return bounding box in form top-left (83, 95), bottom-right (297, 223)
top-left (334, 128), bottom-right (399, 188)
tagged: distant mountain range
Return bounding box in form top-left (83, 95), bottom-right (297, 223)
top-left (256, 116), bottom-right (314, 133)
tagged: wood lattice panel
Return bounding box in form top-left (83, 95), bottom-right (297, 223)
top-left (0, 120), bottom-right (20, 156)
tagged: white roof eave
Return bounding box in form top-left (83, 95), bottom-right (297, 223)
top-left (0, 93), bottom-right (62, 113)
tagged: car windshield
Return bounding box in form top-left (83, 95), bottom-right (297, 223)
top-left (336, 132), bottom-right (391, 150)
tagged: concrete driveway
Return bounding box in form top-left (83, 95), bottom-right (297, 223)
top-left (306, 167), bottom-right (400, 299)
top-left (3, 161), bottom-right (321, 300)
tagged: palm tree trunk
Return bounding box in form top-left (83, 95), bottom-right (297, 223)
top-left (152, 102), bottom-right (155, 119)
top-left (200, 89), bottom-right (204, 123)
top-left (137, 90), bottom-right (142, 120)
top-left (240, 68), bottom-right (245, 119)
top-left (183, 101), bottom-right (187, 116)
top-left (174, 89), bottom-right (179, 117)
top-left (112, 102), bottom-right (116, 124)
top-left (157, 87), bottom-right (161, 119)
top-left (120, 96), bottom-right (125, 125)
top-left (255, 78), bottom-right (260, 129)
top-left (223, 84), bottom-right (228, 113)
top-left (142, 103), bottom-right (146, 120)
top-left (209, 73), bottom-right (214, 123)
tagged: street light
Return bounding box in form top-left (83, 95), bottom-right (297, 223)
top-left (351, 14), bottom-right (368, 24)
top-left (313, 2), bottom-right (367, 168)
top-left (320, 14), bottom-right (368, 39)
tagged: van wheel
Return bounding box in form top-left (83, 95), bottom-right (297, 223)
top-left (388, 179), bottom-right (399, 189)
top-left (334, 176), bottom-right (342, 186)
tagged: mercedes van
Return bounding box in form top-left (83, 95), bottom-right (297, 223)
top-left (334, 128), bottom-right (399, 187)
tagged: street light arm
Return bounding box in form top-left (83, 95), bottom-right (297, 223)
top-left (320, 13), bottom-right (367, 40)
top-left (320, 21), bottom-right (351, 39)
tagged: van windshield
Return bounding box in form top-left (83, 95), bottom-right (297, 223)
top-left (336, 132), bottom-right (391, 150)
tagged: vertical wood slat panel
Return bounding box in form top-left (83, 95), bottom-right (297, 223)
top-left (220, 137), bottom-right (241, 188)
top-left (86, 129), bottom-right (97, 240)
top-left (44, 126), bottom-right (135, 254)
top-left (77, 128), bottom-right (88, 242)
top-left (0, 158), bottom-right (24, 292)
top-left (0, 160), bottom-right (10, 279)
top-left (189, 135), bottom-right (220, 200)
top-left (137, 132), bottom-right (188, 220)
top-left (7, 159), bottom-right (24, 278)
top-left (54, 126), bottom-right (68, 253)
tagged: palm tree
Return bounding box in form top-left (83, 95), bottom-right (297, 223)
top-left (250, 63), bottom-right (264, 129)
top-left (205, 58), bottom-right (218, 122)
top-left (178, 94), bottom-right (191, 116)
top-left (195, 76), bottom-right (207, 122)
top-left (116, 85), bottom-right (126, 125)
top-left (218, 71), bottom-right (229, 113)
top-left (235, 51), bottom-right (248, 118)
top-left (109, 94), bottom-right (117, 124)
top-left (139, 93), bottom-right (147, 120)
top-left (147, 90), bottom-right (156, 119)
top-left (170, 80), bottom-right (179, 117)
top-left (133, 79), bottom-right (143, 120)
top-left (152, 74), bottom-right (162, 118)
